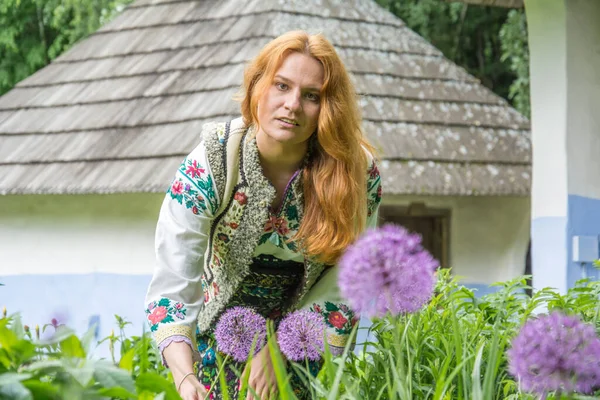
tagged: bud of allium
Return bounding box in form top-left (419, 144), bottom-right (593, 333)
top-left (214, 307), bottom-right (267, 362)
top-left (2, 306), bottom-right (6, 318)
top-left (338, 224), bottom-right (438, 318)
top-left (508, 312), bottom-right (600, 396)
top-left (277, 310), bottom-right (326, 362)
top-left (35, 324), bottom-right (40, 340)
top-left (24, 325), bottom-right (30, 333)
top-left (109, 329), bottom-right (115, 356)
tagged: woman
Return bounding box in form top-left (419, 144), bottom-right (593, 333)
top-left (145, 30), bottom-right (382, 400)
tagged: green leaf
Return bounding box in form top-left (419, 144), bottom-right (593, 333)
top-left (0, 381), bottom-right (32, 400)
top-left (119, 347), bottom-right (135, 373)
top-left (97, 387), bottom-right (137, 400)
top-left (64, 361), bottom-right (95, 387)
top-left (0, 325), bottom-right (18, 349)
top-left (22, 359), bottom-right (63, 373)
top-left (93, 359), bottom-right (136, 394)
top-left (21, 381), bottom-right (60, 400)
top-left (137, 392), bottom-right (156, 400)
top-left (0, 373), bottom-right (33, 386)
top-left (135, 373), bottom-right (180, 400)
top-left (324, 301), bottom-right (339, 312)
top-left (80, 324), bottom-right (98, 355)
top-left (9, 340), bottom-right (36, 365)
top-left (60, 335), bottom-right (86, 358)
top-left (10, 314), bottom-right (25, 339)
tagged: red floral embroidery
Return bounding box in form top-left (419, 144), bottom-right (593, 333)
top-left (234, 192), bottom-right (247, 205)
top-left (264, 216), bottom-right (290, 235)
top-left (328, 311), bottom-right (348, 329)
top-left (369, 162), bottom-right (380, 179)
top-left (146, 299), bottom-right (188, 331)
top-left (148, 306), bottom-right (168, 325)
top-left (185, 160), bottom-right (205, 178)
top-left (171, 180), bottom-right (184, 195)
top-left (229, 222), bottom-right (239, 229)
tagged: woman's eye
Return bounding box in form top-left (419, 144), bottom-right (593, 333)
top-left (275, 82), bottom-right (288, 90)
top-left (305, 92), bottom-right (319, 102)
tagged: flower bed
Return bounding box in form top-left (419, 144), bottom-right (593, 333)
top-left (2, 226), bottom-right (600, 399)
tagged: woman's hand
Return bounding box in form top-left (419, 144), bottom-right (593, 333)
top-left (243, 344), bottom-right (282, 400)
top-left (163, 341), bottom-right (207, 400)
top-left (178, 376), bottom-right (208, 400)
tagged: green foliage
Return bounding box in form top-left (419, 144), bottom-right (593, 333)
top-left (4, 272), bottom-right (600, 399)
top-left (500, 9), bottom-right (530, 118)
top-left (376, 0), bottom-right (530, 118)
top-left (274, 270), bottom-right (600, 399)
top-left (0, 0), bottom-right (134, 96)
top-left (0, 314), bottom-right (172, 399)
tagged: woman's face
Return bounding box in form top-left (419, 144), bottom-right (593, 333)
top-left (256, 52), bottom-right (324, 148)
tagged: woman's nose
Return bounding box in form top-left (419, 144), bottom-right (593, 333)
top-left (284, 90), bottom-right (302, 111)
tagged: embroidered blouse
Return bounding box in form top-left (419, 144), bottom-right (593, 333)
top-left (145, 118), bottom-right (382, 361)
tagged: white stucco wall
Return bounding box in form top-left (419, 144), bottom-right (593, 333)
top-left (526, 0), bottom-right (568, 219)
top-left (566, 0), bottom-right (600, 199)
top-left (0, 194), bottom-right (164, 352)
top-left (0, 194), bottom-right (163, 276)
top-left (0, 194), bottom-right (532, 287)
top-left (383, 195), bottom-right (531, 285)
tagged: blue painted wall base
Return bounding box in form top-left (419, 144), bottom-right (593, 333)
top-left (567, 195), bottom-right (600, 287)
top-left (1, 273), bottom-right (152, 358)
top-left (531, 216), bottom-right (568, 292)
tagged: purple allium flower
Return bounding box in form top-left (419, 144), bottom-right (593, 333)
top-left (41, 311), bottom-right (70, 341)
top-left (277, 310), bottom-right (326, 362)
top-left (507, 312), bottom-right (600, 396)
top-left (338, 224), bottom-right (438, 318)
top-left (214, 307), bottom-right (266, 362)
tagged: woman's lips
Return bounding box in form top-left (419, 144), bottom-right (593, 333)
top-left (276, 118), bottom-right (299, 128)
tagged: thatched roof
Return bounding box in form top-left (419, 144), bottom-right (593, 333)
top-left (445, 0), bottom-right (523, 7)
top-left (0, 0), bottom-right (530, 196)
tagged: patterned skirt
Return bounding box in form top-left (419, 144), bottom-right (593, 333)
top-left (194, 254), bottom-right (320, 399)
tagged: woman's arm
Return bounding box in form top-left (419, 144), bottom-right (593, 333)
top-left (164, 342), bottom-right (207, 399)
top-left (145, 138), bottom-right (219, 397)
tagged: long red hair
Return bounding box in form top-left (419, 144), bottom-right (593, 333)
top-left (239, 31), bottom-right (375, 264)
